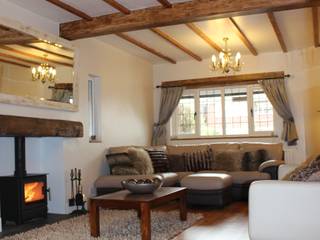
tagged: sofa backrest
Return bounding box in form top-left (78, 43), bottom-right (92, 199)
top-left (167, 142), bottom-right (283, 160)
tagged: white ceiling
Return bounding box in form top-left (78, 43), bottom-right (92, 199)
top-left (6, 0), bottom-right (319, 64)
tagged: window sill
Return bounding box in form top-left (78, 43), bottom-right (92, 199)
top-left (89, 140), bottom-right (102, 143)
top-left (170, 135), bottom-right (279, 141)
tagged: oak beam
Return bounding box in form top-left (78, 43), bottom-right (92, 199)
top-left (150, 28), bottom-right (202, 61)
top-left (313, 7), bottom-right (320, 47)
top-left (157, 0), bottom-right (172, 8)
top-left (0, 45), bottom-right (73, 67)
top-left (22, 44), bottom-right (74, 61)
top-left (0, 115), bottom-right (83, 138)
top-left (102, 0), bottom-right (131, 14)
top-left (185, 23), bottom-right (222, 52)
top-left (267, 12), bottom-right (288, 52)
top-left (115, 33), bottom-right (176, 64)
top-left (46, 0), bottom-right (93, 20)
top-left (229, 17), bottom-right (258, 56)
top-left (60, 0), bottom-right (320, 40)
top-left (0, 58), bottom-right (30, 68)
top-left (161, 71), bottom-right (285, 88)
top-left (0, 52), bottom-right (39, 65)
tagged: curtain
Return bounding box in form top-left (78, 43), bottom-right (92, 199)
top-left (258, 78), bottom-right (298, 145)
top-left (152, 87), bottom-right (184, 146)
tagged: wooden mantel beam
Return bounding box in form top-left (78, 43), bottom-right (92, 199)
top-left (312, 7), bottom-right (320, 47)
top-left (60, 0), bottom-right (320, 40)
top-left (267, 12), bottom-right (288, 52)
top-left (0, 115), bottom-right (83, 138)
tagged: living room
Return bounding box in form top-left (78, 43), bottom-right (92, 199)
top-left (0, 0), bottom-right (319, 240)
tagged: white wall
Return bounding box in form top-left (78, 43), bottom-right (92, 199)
top-left (153, 48), bottom-right (320, 164)
top-left (0, 4), bottom-right (154, 213)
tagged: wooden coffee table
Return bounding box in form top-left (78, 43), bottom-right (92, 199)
top-left (89, 187), bottom-right (187, 240)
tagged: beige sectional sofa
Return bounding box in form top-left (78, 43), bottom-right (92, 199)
top-left (95, 142), bottom-right (284, 206)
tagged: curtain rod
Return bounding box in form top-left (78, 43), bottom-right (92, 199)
top-left (156, 74), bottom-right (291, 89)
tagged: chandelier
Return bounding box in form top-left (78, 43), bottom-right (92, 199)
top-left (210, 37), bottom-right (241, 74)
top-left (31, 56), bottom-right (56, 84)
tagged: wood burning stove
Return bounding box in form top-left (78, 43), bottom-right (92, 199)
top-left (0, 137), bottom-right (49, 225)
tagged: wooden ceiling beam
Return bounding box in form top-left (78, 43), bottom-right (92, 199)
top-left (103, 0), bottom-right (198, 61)
top-left (115, 33), bottom-right (176, 64)
top-left (46, 0), bottom-right (93, 20)
top-left (157, 0), bottom-right (172, 8)
top-left (150, 28), bottom-right (202, 61)
top-left (102, 0), bottom-right (131, 14)
top-left (22, 44), bottom-right (74, 61)
top-left (60, 0), bottom-right (320, 40)
top-left (0, 58), bottom-right (31, 68)
top-left (313, 7), bottom-right (320, 47)
top-left (0, 52), bottom-right (39, 65)
top-left (185, 23), bottom-right (222, 52)
top-left (229, 17), bottom-right (258, 56)
top-left (0, 46), bottom-right (73, 67)
top-left (267, 12), bottom-right (288, 52)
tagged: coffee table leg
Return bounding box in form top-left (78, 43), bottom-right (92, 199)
top-left (89, 199), bottom-right (100, 237)
top-left (179, 192), bottom-right (187, 221)
top-left (140, 203), bottom-right (151, 240)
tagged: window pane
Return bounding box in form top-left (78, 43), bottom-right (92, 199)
top-left (253, 88), bottom-right (274, 132)
top-left (175, 95), bottom-right (196, 135)
top-left (225, 88), bottom-right (249, 135)
top-left (200, 89), bottom-right (223, 136)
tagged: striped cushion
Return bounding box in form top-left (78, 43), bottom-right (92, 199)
top-left (147, 150), bottom-right (169, 173)
top-left (183, 148), bottom-right (214, 172)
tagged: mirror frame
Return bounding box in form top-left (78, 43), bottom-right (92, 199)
top-left (0, 17), bottom-right (79, 112)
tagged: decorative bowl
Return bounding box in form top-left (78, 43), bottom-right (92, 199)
top-left (121, 177), bottom-right (163, 194)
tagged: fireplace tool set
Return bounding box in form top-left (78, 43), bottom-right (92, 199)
top-left (69, 168), bottom-right (86, 214)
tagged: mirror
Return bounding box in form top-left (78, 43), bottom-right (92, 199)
top-left (0, 18), bottom-right (78, 111)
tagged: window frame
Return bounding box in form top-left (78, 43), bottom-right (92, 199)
top-left (170, 84), bottom-right (276, 139)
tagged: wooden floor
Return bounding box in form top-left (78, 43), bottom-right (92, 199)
top-left (0, 202), bottom-right (250, 239)
top-left (165, 202), bottom-right (250, 240)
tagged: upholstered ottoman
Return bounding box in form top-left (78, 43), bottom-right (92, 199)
top-left (180, 173), bottom-right (233, 207)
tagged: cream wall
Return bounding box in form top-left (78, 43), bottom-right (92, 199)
top-left (0, 3), bottom-right (154, 214)
top-left (153, 48), bottom-right (320, 163)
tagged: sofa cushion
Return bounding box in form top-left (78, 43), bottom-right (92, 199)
top-left (180, 173), bottom-right (232, 190)
top-left (213, 150), bottom-right (244, 171)
top-left (146, 149), bottom-right (169, 173)
top-left (175, 172), bottom-right (194, 181)
top-left (228, 171), bottom-right (271, 184)
top-left (167, 144), bottom-right (210, 155)
top-left (209, 143), bottom-right (241, 152)
top-left (183, 148), bottom-right (214, 172)
top-left (94, 173), bottom-right (178, 189)
top-left (128, 147), bottom-right (154, 175)
top-left (106, 152), bottom-right (132, 167)
top-left (242, 149), bottom-right (270, 171)
top-left (167, 154), bottom-right (187, 172)
top-left (240, 143), bottom-right (283, 160)
top-left (283, 155), bottom-right (320, 181)
top-left (111, 165), bottom-right (139, 175)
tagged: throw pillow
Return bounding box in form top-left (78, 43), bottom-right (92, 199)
top-left (283, 155), bottom-right (320, 181)
top-left (213, 150), bottom-right (244, 172)
top-left (183, 148), bottom-right (214, 172)
top-left (128, 147), bottom-right (154, 175)
top-left (146, 149), bottom-right (169, 173)
top-left (111, 165), bottom-right (140, 175)
top-left (167, 154), bottom-right (187, 172)
top-left (242, 149), bottom-right (270, 171)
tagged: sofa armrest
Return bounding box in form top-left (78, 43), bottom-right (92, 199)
top-left (249, 181), bottom-right (320, 240)
top-left (258, 160), bottom-right (285, 180)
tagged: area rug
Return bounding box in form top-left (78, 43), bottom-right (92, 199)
top-left (3, 210), bottom-right (202, 240)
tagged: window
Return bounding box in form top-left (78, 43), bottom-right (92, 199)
top-left (88, 75), bottom-right (101, 142)
top-left (171, 85), bottom-right (275, 138)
